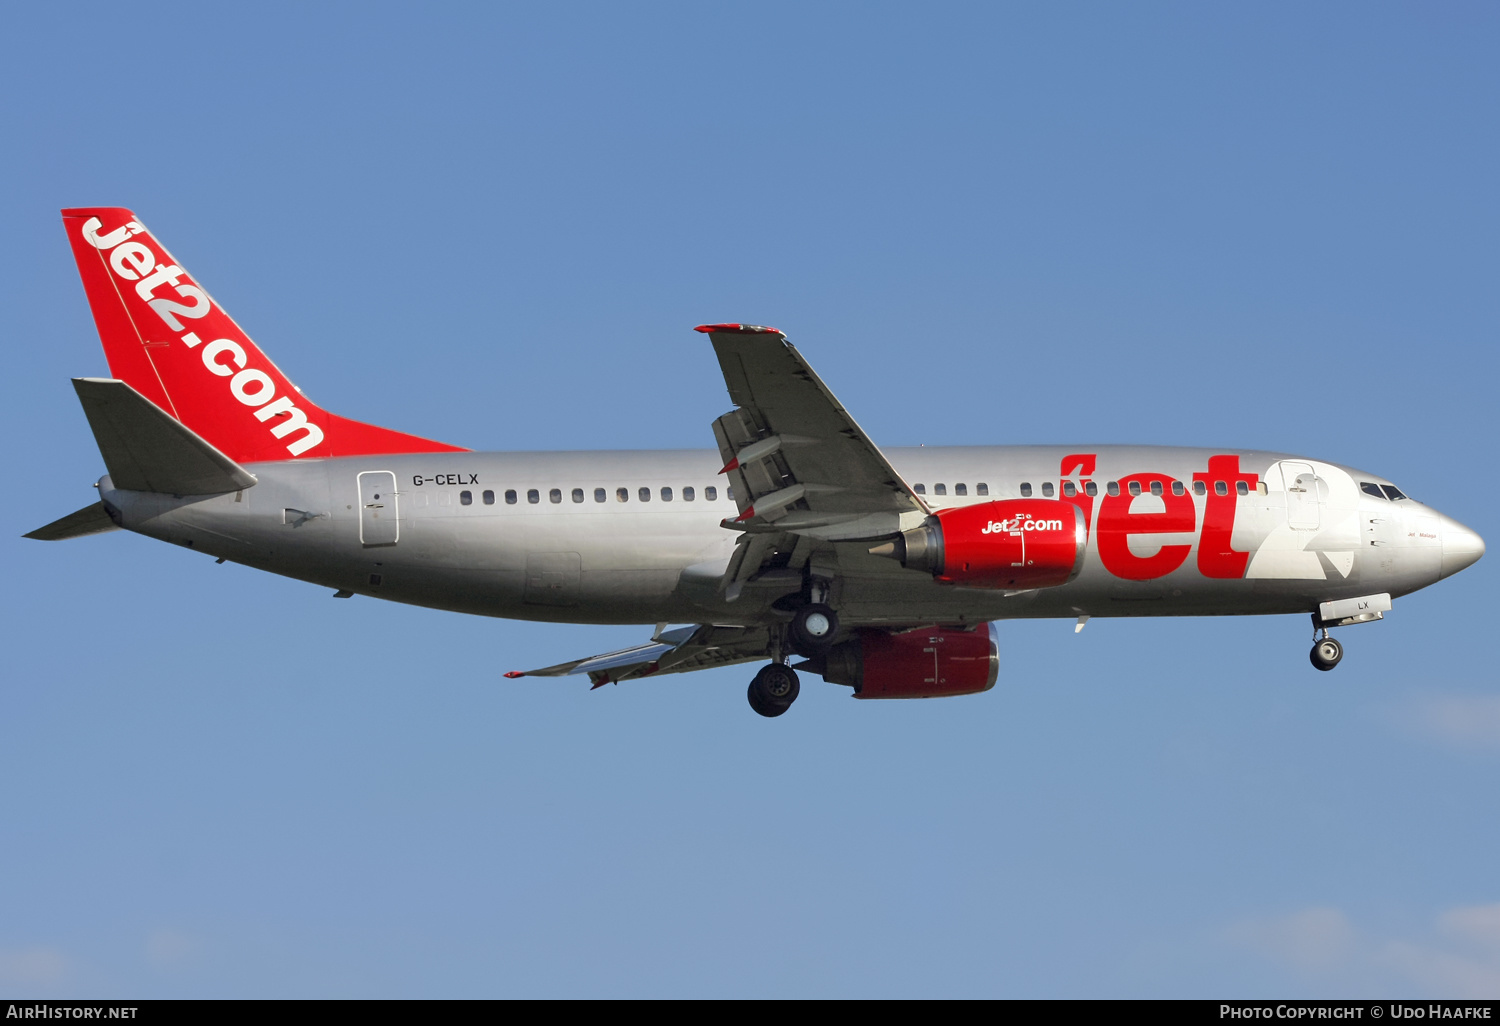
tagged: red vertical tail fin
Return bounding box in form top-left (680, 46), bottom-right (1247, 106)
top-left (61, 207), bottom-right (466, 463)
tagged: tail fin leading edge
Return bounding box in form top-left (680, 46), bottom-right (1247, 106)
top-left (62, 207), bottom-right (466, 464)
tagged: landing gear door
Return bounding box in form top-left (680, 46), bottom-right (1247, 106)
top-left (358, 471), bottom-right (399, 546)
top-left (1281, 461), bottom-right (1321, 531)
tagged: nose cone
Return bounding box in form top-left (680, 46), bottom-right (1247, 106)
top-left (1439, 514), bottom-right (1485, 579)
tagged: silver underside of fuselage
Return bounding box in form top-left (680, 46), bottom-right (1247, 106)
top-left (98, 444), bottom-right (1481, 628)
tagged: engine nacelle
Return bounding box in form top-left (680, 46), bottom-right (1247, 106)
top-left (816, 625), bottom-right (999, 699)
top-left (871, 499), bottom-right (1086, 589)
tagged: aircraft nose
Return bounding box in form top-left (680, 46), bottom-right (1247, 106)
top-left (1439, 514), bottom-right (1485, 579)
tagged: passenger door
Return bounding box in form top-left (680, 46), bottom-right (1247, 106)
top-left (1280, 462), bottom-right (1321, 531)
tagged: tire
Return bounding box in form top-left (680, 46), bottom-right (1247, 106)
top-left (1310, 636), bottom-right (1343, 671)
top-left (747, 681), bottom-right (789, 718)
top-left (789, 604), bottom-right (840, 656)
top-left (748, 663), bottom-right (801, 716)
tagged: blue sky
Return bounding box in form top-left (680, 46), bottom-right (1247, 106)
top-left (2, 2), bottom-right (1497, 997)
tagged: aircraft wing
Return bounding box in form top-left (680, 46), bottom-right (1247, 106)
top-left (698, 324), bottom-right (930, 599)
top-left (506, 624), bottom-right (772, 688)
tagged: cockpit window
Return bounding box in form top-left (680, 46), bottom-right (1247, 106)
top-left (1360, 482), bottom-right (1386, 499)
top-left (1381, 485), bottom-right (1408, 501)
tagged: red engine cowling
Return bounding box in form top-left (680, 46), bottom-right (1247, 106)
top-left (871, 499), bottom-right (1086, 589)
top-left (818, 625), bottom-right (999, 699)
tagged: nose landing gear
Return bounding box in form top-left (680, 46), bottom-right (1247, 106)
top-left (1307, 596), bottom-right (1393, 671)
top-left (1310, 633), bottom-right (1344, 671)
top-left (747, 663), bottom-right (800, 717)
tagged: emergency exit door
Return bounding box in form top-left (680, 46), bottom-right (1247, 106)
top-left (358, 471), bottom-right (399, 546)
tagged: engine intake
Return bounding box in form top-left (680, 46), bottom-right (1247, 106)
top-left (870, 499), bottom-right (1086, 589)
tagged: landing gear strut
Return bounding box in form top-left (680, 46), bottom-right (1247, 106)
top-left (1310, 633), bottom-right (1343, 671)
top-left (748, 663), bottom-right (800, 717)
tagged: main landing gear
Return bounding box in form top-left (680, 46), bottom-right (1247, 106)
top-left (789, 603), bottom-right (839, 656)
top-left (748, 663), bottom-right (800, 717)
top-left (753, 580), bottom-right (835, 716)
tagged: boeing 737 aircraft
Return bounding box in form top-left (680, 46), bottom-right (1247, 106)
top-left (29, 207), bottom-right (1486, 716)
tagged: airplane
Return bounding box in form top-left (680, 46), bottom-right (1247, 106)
top-left (28, 207), bottom-right (1486, 717)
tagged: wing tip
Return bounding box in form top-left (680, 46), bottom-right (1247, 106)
top-left (694, 323), bottom-right (782, 335)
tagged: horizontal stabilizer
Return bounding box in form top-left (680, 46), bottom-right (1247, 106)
top-left (24, 501), bottom-right (120, 541)
top-left (73, 378), bottom-right (258, 494)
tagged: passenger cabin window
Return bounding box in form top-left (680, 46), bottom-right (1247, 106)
top-left (661, 487), bottom-right (673, 502)
top-left (1215, 481), bottom-right (1228, 496)
top-left (1171, 481), bottom-right (1184, 496)
top-left (1381, 485), bottom-right (1408, 501)
top-left (977, 483), bottom-right (989, 496)
top-left (572, 488), bottom-right (584, 503)
top-left (1236, 481), bottom-right (1250, 496)
top-left (638, 487), bottom-right (651, 502)
top-left (460, 490), bottom-right (473, 505)
top-left (483, 490), bottom-right (495, 505)
top-left (1020, 483), bottom-right (1032, 497)
top-left (505, 489), bottom-right (517, 504)
top-left (1042, 482), bottom-right (1054, 497)
top-left (1360, 482), bottom-right (1386, 499)
top-left (914, 484), bottom-right (926, 494)
top-left (727, 487), bottom-right (735, 501)
top-left (705, 486), bottom-right (718, 501)
top-left (684, 486), bottom-right (695, 501)
top-left (1107, 482), bottom-right (1120, 496)
top-left (1084, 482), bottom-right (1097, 497)
top-left (595, 488), bottom-right (606, 503)
top-left (1193, 481), bottom-right (1206, 496)
top-left (955, 483), bottom-right (967, 496)
top-left (617, 487), bottom-right (629, 502)
top-left (934, 483), bottom-right (947, 495)
top-left (549, 488), bottom-right (562, 504)
top-left (1128, 481), bottom-right (1142, 496)
top-left (1063, 481), bottom-right (1076, 497)
top-left (1148, 481), bottom-right (1161, 496)
top-left (527, 488), bottom-right (540, 504)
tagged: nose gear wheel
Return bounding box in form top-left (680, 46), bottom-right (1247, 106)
top-left (1310, 636), bottom-right (1343, 671)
